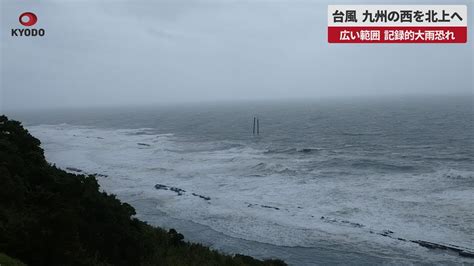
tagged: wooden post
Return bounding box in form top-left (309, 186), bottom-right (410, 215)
top-left (257, 118), bottom-right (260, 135)
top-left (253, 117), bottom-right (256, 135)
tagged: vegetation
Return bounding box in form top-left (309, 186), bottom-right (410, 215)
top-left (0, 115), bottom-right (286, 266)
top-left (0, 253), bottom-right (26, 266)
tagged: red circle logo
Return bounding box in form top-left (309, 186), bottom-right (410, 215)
top-left (19, 12), bottom-right (38, 27)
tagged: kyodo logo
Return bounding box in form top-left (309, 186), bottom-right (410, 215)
top-left (11, 12), bottom-right (45, 37)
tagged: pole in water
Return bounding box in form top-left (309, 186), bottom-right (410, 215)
top-left (253, 117), bottom-right (256, 135)
top-left (257, 118), bottom-right (260, 135)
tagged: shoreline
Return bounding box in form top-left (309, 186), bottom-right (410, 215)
top-left (0, 116), bottom-right (287, 265)
top-left (63, 166), bottom-right (474, 265)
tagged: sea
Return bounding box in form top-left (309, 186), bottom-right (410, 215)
top-left (7, 95), bottom-right (474, 265)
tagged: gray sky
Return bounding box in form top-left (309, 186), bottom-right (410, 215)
top-left (1, 0), bottom-right (473, 111)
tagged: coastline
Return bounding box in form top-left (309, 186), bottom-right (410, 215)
top-left (113, 190), bottom-right (474, 265)
top-left (8, 104), bottom-right (474, 265)
top-left (0, 116), bottom-right (287, 265)
top-left (63, 165), bottom-right (474, 264)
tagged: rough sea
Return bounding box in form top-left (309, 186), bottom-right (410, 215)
top-left (10, 96), bottom-right (474, 265)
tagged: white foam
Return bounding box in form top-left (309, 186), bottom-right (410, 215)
top-left (28, 124), bottom-right (474, 261)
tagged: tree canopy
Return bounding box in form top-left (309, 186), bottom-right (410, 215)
top-left (0, 115), bottom-right (286, 266)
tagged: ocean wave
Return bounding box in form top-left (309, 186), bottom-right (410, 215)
top-left (165, 142), bottom-right (245, 154)
top-left (250, 162), bottom-right (299, 176)
top-left (439, 169), bottom-right (473, 180)
top-left (424, 156), bottom-right (473, 162)
top-left (263, 147), bottom-right (322, 155)
top-left (350, 159), bottom-right (416, 172)
top-left (341, 132), bottom-right (383, 136)
top-left (122, 128), bottom-right (160, 135)
top-left (25, 123), bottom-right (474, 262)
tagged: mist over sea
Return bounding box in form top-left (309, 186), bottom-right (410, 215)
top-left (9, 96), bottom-right (474, 265)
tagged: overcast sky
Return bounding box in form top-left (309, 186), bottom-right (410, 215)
top-left (1, 0), bottom-right (472, 111)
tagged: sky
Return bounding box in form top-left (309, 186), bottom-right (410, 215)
top-left (1, 0), bottom-right (473, 111)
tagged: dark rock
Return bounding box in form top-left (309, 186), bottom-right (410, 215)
top-left (410, 240), bottom-right (474, 258)
top-left (137, 143), bottom-right (151, 147)
top-left (191, 193), bottom-right (211, 201)
top-left (66, 167), bottom-right (83, 173)
top-left (261, 205), bottom-right (280, 210)
top-left (154, 184), bottom-right (186, 196)
top-left (379, 230), bottom-right (394, 236)
top-left (320, 216), bottom-right (364, 228)
top-left (168, 229), bottom-right (184, 245)
top-left (169, 187), bottom-right (185, 195)
top-left (155, 184), bottom-right (169, 190)
top-left (459, 251), bottom-right (474, 258)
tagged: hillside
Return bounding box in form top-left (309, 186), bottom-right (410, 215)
top-left (0, 115), bottom-right (286, 266)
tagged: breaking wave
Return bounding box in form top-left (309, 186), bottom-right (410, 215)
top-left (27, 123), bottom-right (474, 263)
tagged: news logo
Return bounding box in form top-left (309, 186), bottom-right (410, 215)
top-left (12, 12), bottom-right (45, 37)
top-left (19, 12), bottom-right (37, 26)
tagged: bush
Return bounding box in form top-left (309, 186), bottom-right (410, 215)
top-left (0, 115), bottom-right (286, 266)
